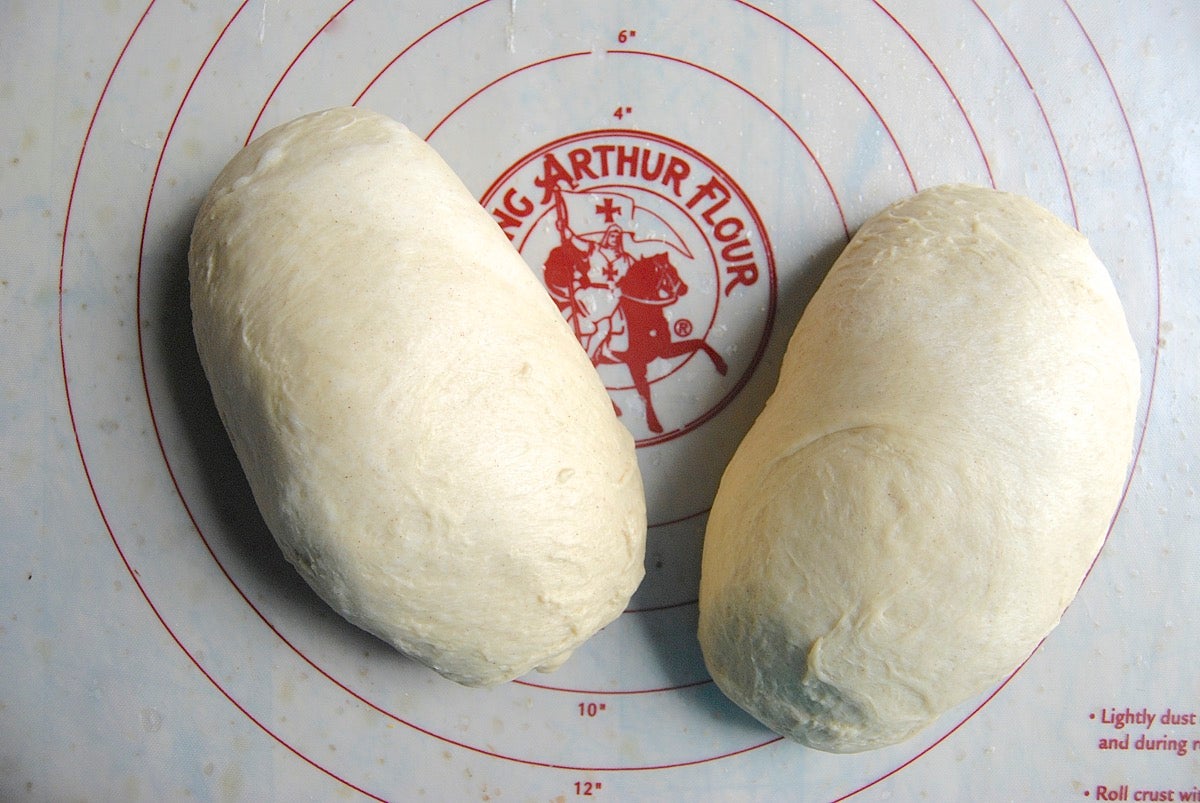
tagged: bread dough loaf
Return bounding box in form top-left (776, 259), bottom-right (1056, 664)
top-left (189, 107), bottom-right (646, 687)
top-left (698, 184), bottom-right (1139, 751)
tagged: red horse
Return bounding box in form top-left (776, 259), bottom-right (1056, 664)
top-left (612, 253), bottom-right (727, 434)
top-left (542, 246), bottom-right (726, 434)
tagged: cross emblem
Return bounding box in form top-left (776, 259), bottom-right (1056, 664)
top-left (602, 260), bottom-right (621, 283)
top-left (595, 197), bottom-right (622, 223)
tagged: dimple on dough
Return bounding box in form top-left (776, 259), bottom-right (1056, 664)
top-left (189, 107), bottom-right (646, 688)
top-left (698, 184), bottom-right (1140, 752)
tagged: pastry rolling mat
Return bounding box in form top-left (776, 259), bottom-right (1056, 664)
top-left (2, 1), bottom-right (1197, 799)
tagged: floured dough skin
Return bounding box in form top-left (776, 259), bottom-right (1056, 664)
top-left (189, 107), bottom-right (646, 687)
top-left (698, 184), bottom-right (1139, 752)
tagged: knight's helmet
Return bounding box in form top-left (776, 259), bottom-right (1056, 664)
top-left (601, 224), bottom-right (625, 251)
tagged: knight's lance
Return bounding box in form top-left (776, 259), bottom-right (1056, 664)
top-left (554, 188), bottom-right (584, 341)
top-left (554, 187), bottom-right (569, 244)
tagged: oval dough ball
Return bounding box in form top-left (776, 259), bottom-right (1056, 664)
top-left (189, 107), bottom-right (646, 687)
top-left (698, 184), bottom-right (1139, 752)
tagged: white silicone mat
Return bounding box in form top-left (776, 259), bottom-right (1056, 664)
top-left (3, 1), bottom-right (1198, 799)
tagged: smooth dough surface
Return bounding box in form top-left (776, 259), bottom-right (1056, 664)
top-left (698, 184), bottom-right (1139, 752)
top-left (189, 107), bottom-right (646, 688)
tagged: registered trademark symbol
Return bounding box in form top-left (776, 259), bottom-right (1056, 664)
top-left (673, 318), bottom-right (693, 337)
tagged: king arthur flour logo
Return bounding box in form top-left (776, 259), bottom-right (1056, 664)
top-left (482, 130), bottom-right (776, 446)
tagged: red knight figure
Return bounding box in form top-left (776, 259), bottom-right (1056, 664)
top-left (554, 215), bottom-right (633, 364)
top-left (488, 131), bottom-right (774, 442)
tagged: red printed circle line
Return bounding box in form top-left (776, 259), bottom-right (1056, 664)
top-left (57, 2), bottom-right (383, 800)
top-left (731, 0), bottom-right (920, 194)
top-left (351, 0), bottom-right (494, 109)
top-left (245, 0), bottom-right (356, 145)
top-left (650, 505), bottom-right (710, 530)
top-left (515, 677), bottom-right (713, 696)
top-left (625, 598), bottom-right (699, 615)
top-left (402, 48), bottom-right (850, 241)
top-left (1062, 0), bottom-right (1162, 489)
top-left (970, 0), bottom-right (1078, 226)
top-left (248, 0), bottom-right (495, 141)
top-left (358, 4), bottom-right (919, 206)
top-left (611, 49), bottom-right (851, 242)
top-left (55, 0), bottom-right (1164, 793)
top-left (831, 628), bottom-right (1048, 802)
top-left (479, 126), bottom-right (777, 448)
top-left (867, 0), bottom-right (996, 188)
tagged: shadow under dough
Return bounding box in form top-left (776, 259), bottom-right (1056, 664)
top-left (149, 200), bottom-right (397, 660)
top-left (629, 231), bottom-right (847, 719)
